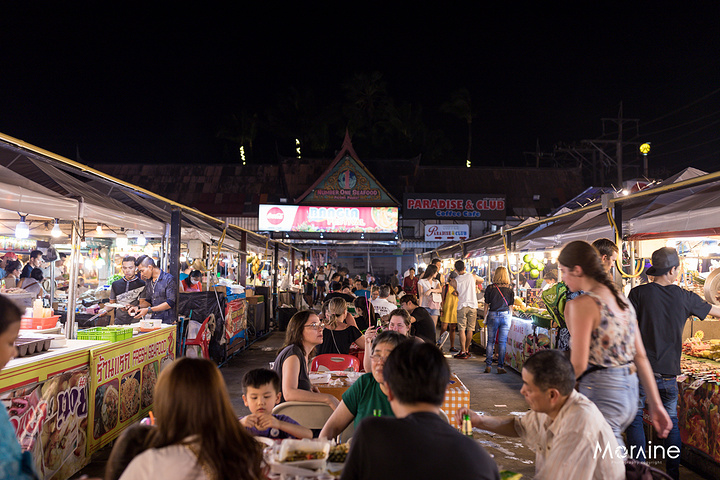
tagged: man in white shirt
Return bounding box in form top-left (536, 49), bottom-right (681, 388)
top-left (371, 285), bottom-right (397, 322)
top-left (458, 350), bottom-right (625, 480)
top-left (449, 260), bottom-right (480, 359)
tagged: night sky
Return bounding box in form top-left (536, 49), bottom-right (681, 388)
top-left (1, 3), bottom-right (719, 176)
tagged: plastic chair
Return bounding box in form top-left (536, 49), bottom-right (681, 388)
top-left (272, 401), bottom-right (334, 430)
top-left (184, 314), bottom-right (213, 359)
top-left (311, 354), bottom-right (361, 372)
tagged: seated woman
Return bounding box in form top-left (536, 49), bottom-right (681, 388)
top-left (116, 357), bottom-right (265, 480)
top-left (319, 298), bottom-right (358, 328)
top-left (179, 270), bottom-right (202, 292)
top-left (319, 331), bottom-right (409, 439)
top-left (352, 296), bottom-right (377, 332)
top-left (316, 298), bottom-right (365, 355)
top-left (272, 310), bottom-right (339, 408)
top-left (3, 260), bottom-right (22, 289)
top-left (18, 268), bottom-right (46, 299)
top-left (362, 308), bottom-right (411, 371)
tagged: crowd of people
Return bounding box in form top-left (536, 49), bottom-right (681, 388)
top-left (0, 239), bottom-right (714, 479)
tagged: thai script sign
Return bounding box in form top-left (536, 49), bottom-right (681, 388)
top-left (259, 205), bottom-right (398, 233)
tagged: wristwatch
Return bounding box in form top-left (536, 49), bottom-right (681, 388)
top-left (147, 307), bottom-right (153, 315)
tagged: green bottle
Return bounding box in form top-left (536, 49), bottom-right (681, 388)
top-left (462, 413), bottom-right (473, 437)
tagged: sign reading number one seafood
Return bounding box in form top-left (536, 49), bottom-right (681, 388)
top-left (259, 204), bottom-right (398, 233)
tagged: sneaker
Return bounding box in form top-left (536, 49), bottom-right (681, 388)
top-left (497, 367), bottom-right (507, 374)
top-left (449, 347), bottom-right (459, 353)
top-left (484, 366), bottom-right (492, 373)
top-left (453, 351), bottom-right (466, 359)
top-left (436, 331), bottom-right (449, 349)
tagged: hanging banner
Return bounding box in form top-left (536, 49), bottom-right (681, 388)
top-left (424, 224), bottom-right (469, 241)
top-left (403, 194), bottom-right (506, 220)
top-left (225, 297), bottom-right (247, 341)
top-left (259, 205), bottom-right (398, 233)
top-left (87, 327), bottom-right (176, 454)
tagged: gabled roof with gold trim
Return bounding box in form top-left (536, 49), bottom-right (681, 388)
top-left (294, 132), bottom-right (399, 206)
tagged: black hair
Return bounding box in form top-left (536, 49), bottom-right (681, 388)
top-left (420, 264), bottom-right (438, 280)
top-left (431, 258), bottom-right (441, 266)
top-left (242, 368), bottom-right (280, 394)
top-left (29, 250), bottom-right (43, 260)
top-left (30, 268), bottom-right (44, 282)
top-left (0, 295), bottom-right (22, 335)
top-left (122, 255), bottom-right (137, 264)
top-left (559, 240), bottom-right (628, 310)
top-left (360, 280), bottom-right (368, 288)
top-left (454, 260), bottom-right (465, 272)
top-left (399, 293), bottom-right (418, 306)
top-left (523, 350), bottom-right (576, 396)
top-left (5, 260), bottom-right (22, 275)
top-left (383, 341), bottom-right (449, 406)
top-left (330, 281), bottom-right (343, 291)
top-left (135, 255), bottom-right (155, 268)
top-left (190, 270), bottom-right (202, 279)
top-left (371, 330), bottom-right (409, 352)
top-left (105, 424), bottom-right (153, 480)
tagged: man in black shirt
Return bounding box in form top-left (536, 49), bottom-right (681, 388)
top-left (625, 247), bottom-right (720, 479)
top-left (20, 250), bottom-right (43, 279)
top-left (341, 341), bottom-right (499, 480)
top-left (110, 256), bottom-right (146, 325)
top-left (399, 294), bottom-right (437, 344)
top-left (324, 281), bottom-right (355, 303)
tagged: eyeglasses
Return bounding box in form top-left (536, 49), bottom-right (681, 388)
top-left (304, 322), bottom-right (325, 330)
top-left (370, 354), bottom-right (389, 364)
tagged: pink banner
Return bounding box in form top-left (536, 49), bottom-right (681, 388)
top-left (258, 205), bottom-right (398, 233)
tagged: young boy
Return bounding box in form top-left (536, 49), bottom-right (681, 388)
top-left (240, 368), bottom-right (312, 439)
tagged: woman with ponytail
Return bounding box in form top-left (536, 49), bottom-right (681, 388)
top-left (558, 241), bottom-right (671, 447)
top-left (316, 298), bottom-right (365, 355)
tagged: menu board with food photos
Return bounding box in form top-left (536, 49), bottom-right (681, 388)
top-left (1, 363), bottom-right (90, 480)
top-left (87, 326), bottom-right (176, 454)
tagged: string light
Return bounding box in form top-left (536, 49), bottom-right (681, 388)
top-left (137, 232), bottom-right (147, 246)
top-left (51, 219), bottom-right (62, 238)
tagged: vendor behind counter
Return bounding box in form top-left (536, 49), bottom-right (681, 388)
top-left (180, 270), bottom-right (203, 293)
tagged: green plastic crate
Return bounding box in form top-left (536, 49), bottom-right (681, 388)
top-left (77, 326), bottom-right (133, 342)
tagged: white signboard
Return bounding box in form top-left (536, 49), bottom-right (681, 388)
top-left (424, 224), bottom-right (469, 241)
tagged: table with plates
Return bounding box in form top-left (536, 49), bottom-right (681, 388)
top-left (310, 371), bottom-right (362, 401)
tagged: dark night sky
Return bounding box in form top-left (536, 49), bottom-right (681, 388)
top-left (1, 3), bottom-right (720, 175)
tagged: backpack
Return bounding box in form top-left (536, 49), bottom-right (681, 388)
top-left (541, 281), bottom-right (568, 329)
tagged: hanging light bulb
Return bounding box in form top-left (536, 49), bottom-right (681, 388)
top-left (51, 219), bottom-right (62, 238)
top-left (116, 229), bottom-right (128, 248)
top-left (15, 215), bottom-right (29, 239)
top-left (137, 232), bottom-right (147, 246)
top-left (96, 224), bottom-right (103, 234)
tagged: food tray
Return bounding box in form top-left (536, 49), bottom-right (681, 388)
top-left (15, 337), bottom-right (52, 357)
top-left (77, 326), bottom-right (133, 342)
top-left (275, 438), bottom-right (330, 470)
top-left (20, 315), bottom-right (60, 330)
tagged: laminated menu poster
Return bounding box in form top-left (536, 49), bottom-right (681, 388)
top-left (225, 297), bottom-right (247, 340)
top-left (2, 366), bottom-right (90, 480)
top-left (87, 327), bottom-right (176, 454)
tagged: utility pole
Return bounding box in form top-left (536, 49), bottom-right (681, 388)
top-left (601, 102), bottom-right (639, 187)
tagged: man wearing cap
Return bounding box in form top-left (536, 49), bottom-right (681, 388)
top-left (625, 247), bottom-right (720, 479)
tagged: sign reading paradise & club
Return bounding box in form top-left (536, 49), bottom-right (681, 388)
top-left (404, 194), bottom-right (506, 220)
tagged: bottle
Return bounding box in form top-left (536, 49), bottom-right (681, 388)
top-left (462, 413), bottom-right (473, 437)
top-left (373, 409), bottom-right (381, 417)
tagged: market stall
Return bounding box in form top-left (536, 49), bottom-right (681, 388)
top-left (0, 326), bottom-right (176, 480)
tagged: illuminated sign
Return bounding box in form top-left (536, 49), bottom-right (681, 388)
top-left (258, 205), bottom-right (398, 233)
top-left (403, 194), bottom-right (506, 220)
top-left (424, 224), bottom-right (470, 242)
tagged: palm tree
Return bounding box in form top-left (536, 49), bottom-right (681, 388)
top-left (440, 88), bottom-right (474, 166)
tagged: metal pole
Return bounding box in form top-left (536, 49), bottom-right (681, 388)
top-left (169, 208), bottom-right (181, 323)
top-left (66, 219), bottom-right (81, 339)
top-left (273, 243), bottom-right (279, 313)
top-left (239, 231), bottom-right (247, 287)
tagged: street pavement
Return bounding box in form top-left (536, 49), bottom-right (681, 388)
top-left (78, 329), bottom-right (709, 479)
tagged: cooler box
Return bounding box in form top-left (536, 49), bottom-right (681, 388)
top-left (442, 373), bottom-right (470, 429)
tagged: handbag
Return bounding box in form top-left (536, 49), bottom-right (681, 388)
top-left (432, 293), bottom-right (442, 303)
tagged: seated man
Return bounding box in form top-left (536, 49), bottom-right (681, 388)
top-left (458, 349), bottom-right (624, 480)
top-left (341, 341), bottom-right (499, 480)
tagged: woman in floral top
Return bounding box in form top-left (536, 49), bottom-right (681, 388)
top-left (559, 241), bottom-right (671, 447)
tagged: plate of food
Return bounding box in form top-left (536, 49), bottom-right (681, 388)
top-left (308, 373), bottom-right (331, 384)
top-left (275, 438), bottom-right (330, 470)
